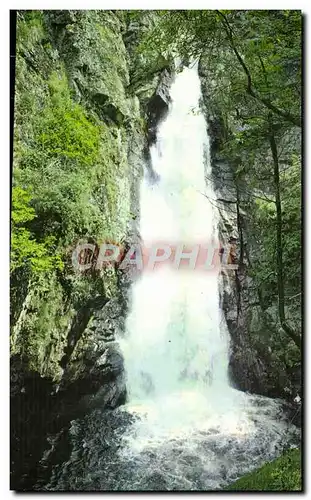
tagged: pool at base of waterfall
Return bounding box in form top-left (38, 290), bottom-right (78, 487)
top-left (39, 388), bottom-right (300, 492)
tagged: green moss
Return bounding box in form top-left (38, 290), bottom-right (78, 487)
top-left (11, 273), bottom-right (73, 380)
top-left (57, 11), bottom-right (131, 119)
top-left (17, 10), bottom-right (45, 51)
top-left (226, 448), bottom-right (302, 491)
top-left (94, 124), bottom-right (130, 239)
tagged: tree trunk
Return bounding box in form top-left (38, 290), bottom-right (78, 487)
top-left (236, 184), bottom-right (244, 268)
top-left (269, 128), bottom-right (301, 349)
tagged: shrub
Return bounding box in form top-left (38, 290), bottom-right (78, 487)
top-left (11, 186), bottom-right (63, 274)
top-left (37, 71), bottom-right (100, 165)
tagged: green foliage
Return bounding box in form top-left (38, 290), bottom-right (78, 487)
top-left (140, 10), bottom-right (301, 126)
top-left (11, 186), bottom-right (36, 225)
top-left (37, 71), bottom-right (100, 165)
top-left (281, 154), bottom-right (301, 287)
top-left (17, 10), bottom-right (45, 51)
top-left (249, 151), bottom-right (301, 303)
top-left (15, 64), bottom-right (104, 247)
top-left (226, 448), bottom-right (301, 491)
top-left (14, 13), bottom-right (130, 249)
top-left (11, 187), bottom-right (63, 274)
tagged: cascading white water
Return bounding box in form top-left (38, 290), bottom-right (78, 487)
top-left (120, 65), bottom-right (231, 407)
top-left (120, 65), bottom-right (249, 428)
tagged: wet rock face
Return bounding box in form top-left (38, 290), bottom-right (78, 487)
top-left (228, 341), bottom-right (287, 398)
top-left (219, 214), bottom-right (298, 400)
top-left (61, 293), bottom-right (128, 394)
top-left (146, 69), bottom-right (172, 147)
top-left (45, 10), bottom-right (132, 124)
top-left (222, 254), bottom-right (301, 401)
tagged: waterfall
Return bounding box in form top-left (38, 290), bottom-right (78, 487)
top-left (120, 65), bottom-right (231, 407)
top-left (120, 65), bottom-right (243, 426)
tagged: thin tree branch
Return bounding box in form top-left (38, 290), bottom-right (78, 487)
top-left (215, 10), bottom-right (301, 128)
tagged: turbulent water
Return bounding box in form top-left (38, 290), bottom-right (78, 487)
top-left (42, 65), bottom-right (299, 491)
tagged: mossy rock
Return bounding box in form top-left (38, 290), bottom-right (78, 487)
top-left (11, 9), bottom-right (159, 384)
top-left (226, 448), bottom-right (302, 491)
